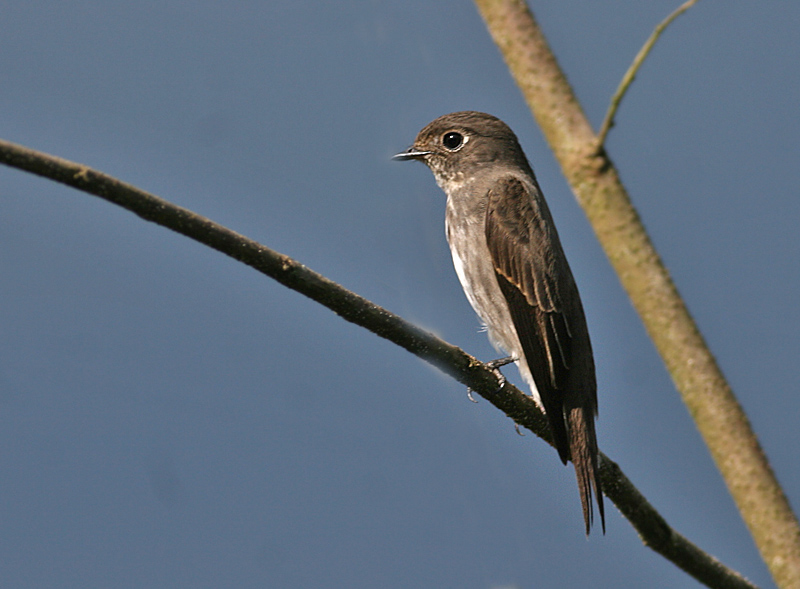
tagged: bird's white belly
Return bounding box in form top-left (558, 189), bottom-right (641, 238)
top-left (445, 210), bottom-right (543, 408)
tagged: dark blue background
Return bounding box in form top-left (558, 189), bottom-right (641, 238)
top-left (2, 2), bottom-right (798, 587)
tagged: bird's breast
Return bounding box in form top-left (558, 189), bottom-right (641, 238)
top-left (445, 198), bottom-right (521, 357)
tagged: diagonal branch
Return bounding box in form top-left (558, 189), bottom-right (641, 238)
top-left (1, 138), bottom-right (757, 589)
top-left (596, 0), bottom-right (702, 149)
top-left (472, 1), bottom-right (800, 588)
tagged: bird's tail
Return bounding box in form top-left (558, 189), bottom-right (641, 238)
top-left (567, 406), bottom-right (605, 535)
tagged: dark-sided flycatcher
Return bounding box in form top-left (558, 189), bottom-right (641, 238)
top-left (394, 111), bottom-right (604, 534)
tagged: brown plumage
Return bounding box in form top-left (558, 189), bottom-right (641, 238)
top-left (395, 111), bottom-right (604, 534)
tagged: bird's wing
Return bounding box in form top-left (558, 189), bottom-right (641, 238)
top-left (485, 175), bottom-right (574, 460)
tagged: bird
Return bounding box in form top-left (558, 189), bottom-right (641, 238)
top-left (394, 111), bottom-right (604, 534)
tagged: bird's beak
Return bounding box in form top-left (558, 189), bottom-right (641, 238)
top-left (392, 147), bottom-right (431, 161)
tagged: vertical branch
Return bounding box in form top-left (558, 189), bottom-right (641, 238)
top-left (472, 1), bottom-right (800, 587)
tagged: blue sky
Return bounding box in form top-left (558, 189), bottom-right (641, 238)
top-left (1, 2), bottom-right (798, 587)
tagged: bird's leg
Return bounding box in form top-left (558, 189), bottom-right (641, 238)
top-left (466, 356), bottom-right (515, 402)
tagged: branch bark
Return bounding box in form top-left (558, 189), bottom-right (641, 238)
top-left (472, 1), bottom-right (800, 588)
top-left (0, 138), bottom-right (758, 588)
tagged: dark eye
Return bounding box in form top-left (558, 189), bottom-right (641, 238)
top-left (442, 131), bottom-right (464, 150)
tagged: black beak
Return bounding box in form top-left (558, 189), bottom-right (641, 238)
top-left (392, 147), bottom-right (431, 161)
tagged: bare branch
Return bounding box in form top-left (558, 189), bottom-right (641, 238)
top-left (596, 0), bottom-right (702, 149)
top-left (1, 138), bottom-right (758, 589)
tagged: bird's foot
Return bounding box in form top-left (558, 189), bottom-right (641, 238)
top-left (486, 356), bottom-right (514, 392)
top-left (466, 356), bottom-right (515, 402)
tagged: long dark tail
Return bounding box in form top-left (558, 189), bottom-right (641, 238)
top-left (567, 406), bottom-right (605, 535)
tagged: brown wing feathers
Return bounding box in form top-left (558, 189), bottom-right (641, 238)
top-left (485, 177), bottom-right (573, 462)
top-left (485, 176), bottom-right (604, 533)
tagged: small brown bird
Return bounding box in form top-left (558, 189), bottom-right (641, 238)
top-left (395, 111), bottom-right (604, 534)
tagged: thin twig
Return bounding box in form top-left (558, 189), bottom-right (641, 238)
top-left (595, 0), bottom-right (701, 149)
top-left (0, 138), bottom-right (757, 589)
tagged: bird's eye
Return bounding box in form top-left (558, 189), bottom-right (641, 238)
top-left (442, 131), bottom-right (464, 151)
